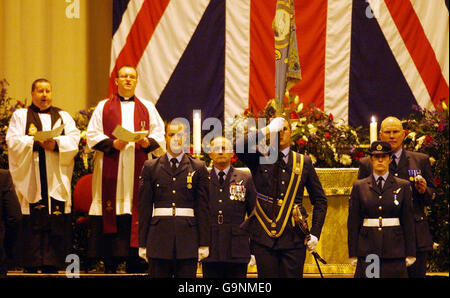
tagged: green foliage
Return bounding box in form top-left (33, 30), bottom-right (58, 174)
top-left (403, 103), bottom-right (449, 272)
top-left (0, 79), bottom-right (27, 169)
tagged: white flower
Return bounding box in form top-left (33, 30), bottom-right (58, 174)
top-left (307, 124), bottom-right (317, 134)
top-left (302, 135), bottom-right (308, 142)
top-left (406, 131), bottom-right (416, 142)
top-left (339, 154), bottom-right (352, 166)
top-left (296, 103), bottom-right (303, 113)
top-left (415, 135), bottom-right (426, 151)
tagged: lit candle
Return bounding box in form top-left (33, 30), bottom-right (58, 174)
top-left (370, 116), bottom-right (377, 144)
top-left (193, 110), bottom-right (201, 154)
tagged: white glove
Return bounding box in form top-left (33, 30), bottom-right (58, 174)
top-left (138, 247), bottom-right (148, 262)
top-left (406, 256), bottom-right (416, 267)
top-left (198, 246), bottom-right (210, 261)
top-left (248, 255), bottom-right (256, 267)
top-left (266, 117), bottom-right (286, 133)
top-left (305, 234), bottom-right (318, 252)
top-left (349, 257), bottom-right (358, 266)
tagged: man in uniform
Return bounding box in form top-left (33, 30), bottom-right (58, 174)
top-left (138, 119), bottom-right (210, 278)
top-left (0, 169), bottom-right (22, 277)
top-left (87, 65), bottom-right (165, 273)
top-left (236, 117), bottom-right (327, 278)
top-left (357, 116), bottom-right (437, 278)
top-left (349, 141), bottom-right (416, 278)
top-left (202, 136), bottom-right (256, 278)
top-left (6, 78), bottom-right (80, 273)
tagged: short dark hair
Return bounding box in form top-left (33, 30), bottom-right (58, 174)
top-left (31, 78), bottom-right (51, 92)
top-left (116, 65), bottom-right (138, 78)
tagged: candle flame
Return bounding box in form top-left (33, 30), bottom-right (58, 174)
top-left (371, 116), bottom-right (376, 123)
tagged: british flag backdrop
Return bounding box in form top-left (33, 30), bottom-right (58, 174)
top-left (108, 0), bottom-right (449, 129)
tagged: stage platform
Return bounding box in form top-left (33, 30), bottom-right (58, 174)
top-left (4, 270), bottom-right (448, 278)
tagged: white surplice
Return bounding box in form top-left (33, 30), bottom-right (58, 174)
top-left (6, 108), bottom-right (81, 215)
top-left (87, 98), bottom-right (165, 216)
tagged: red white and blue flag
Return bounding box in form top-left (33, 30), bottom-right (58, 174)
top-left (109, 0), bottom-right (449, 128)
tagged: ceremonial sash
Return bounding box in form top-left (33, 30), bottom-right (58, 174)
top-left (255, 153), bottom-right (304, 238)
top-left (101, 95), bottom-right (149, 248)
top-left (25, 104), bottom-right (64, 209)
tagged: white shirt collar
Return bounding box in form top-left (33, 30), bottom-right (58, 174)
top-left (392, 148), bottom-right (402, 164)
top-left (373, 171), bottom-right (389, 183)
top-left (167, 152), bottom-right (184, 164)
top-left (214, 165), bottom-right (230, 177)
top-left (281, 147), bottom-right (290, 162)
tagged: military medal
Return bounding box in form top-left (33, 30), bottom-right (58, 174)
top-left (229, 185), bottom-right (236, 200)
top-left (187, 171), bottom-right (195, 189)
top-left (393, 188), bottom-right (401, 206)
top-left (408, 170), bottom-right (421, 182)
top-left (230, 180), bottom-right (246, 201)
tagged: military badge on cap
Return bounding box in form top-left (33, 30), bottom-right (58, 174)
top-left (368, 141), bottom-right (392, 155)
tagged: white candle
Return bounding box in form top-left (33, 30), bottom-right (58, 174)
top-left (193, 110), bottom-right (201, 154)
top-left (370, 116), bottom-right (377, 144)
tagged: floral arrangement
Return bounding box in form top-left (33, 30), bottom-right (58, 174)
top-left (402, 102), bottom-right (449, 272)
top-left (71, 107), bottom-right (95, 189)
top-left (233, 92), bottom-right (368, 168)
top-left (0, 79), bottom-right (26, 169)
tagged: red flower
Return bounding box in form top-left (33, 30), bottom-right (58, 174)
top-left (230, 153), bottom-right (238, 164)
top-left (243, 108), bottom-right (250, 116)
top-left (404, 129), bottom-right (409, 136)
top-left (329, 113), bottom-right (334, 121)
top-left (434, 177), bottom-right (442, 187)
top-left (315, 113), bottom-right (321, 120)
top-left (324, 132), bottom-right (331, 139)
top-left (353, 151), bottom-right (365, 160)
top-left (296, 139), bottom-right (307, 147)
top-left (189, 144), bottom-right (194, 154)
top-left (425, 135), bottom-right (433, 143)
top-left (290, 111), bottom-right (299, 119)
top-left (438, 123), bottom-right (445, 132)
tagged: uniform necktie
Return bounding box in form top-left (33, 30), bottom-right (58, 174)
top-left (218, 171), bottom-right (225, 185)
top-left (279, 152), bottom-right (287, 167)
top-left (170, 158), bottom-right (178, 172)
top-left (377, 176), bottom-right (384, 192)
top-left (390, 155), bottom-right (397, 172)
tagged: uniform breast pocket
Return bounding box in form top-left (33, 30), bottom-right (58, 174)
top-left (154, 181), bottom-right (170, 195)
top-left (231, 226), bottom-right (250, 258)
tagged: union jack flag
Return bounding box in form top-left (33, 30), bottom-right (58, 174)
top-left (109, 0), bottom-right (449, 128)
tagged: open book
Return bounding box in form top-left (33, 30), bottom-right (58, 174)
top-left (112, 125), bottom-right (148, 142)
top-left (34, 124), bottom-right (65, 141)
